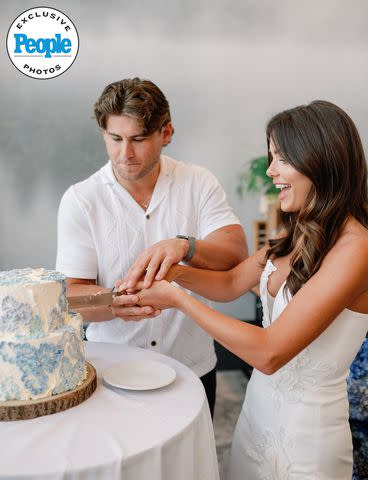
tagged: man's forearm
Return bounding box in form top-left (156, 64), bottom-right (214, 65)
top-left (189, 233), bottom-right (248, 270)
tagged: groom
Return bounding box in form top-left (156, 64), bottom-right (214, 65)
top-left (56, 77), bottom-right (248, 417)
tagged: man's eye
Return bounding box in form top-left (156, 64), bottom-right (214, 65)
top-left (133, 138), bottom-right (145, 142)
top-left (112, 137), bottom-right (121, 142)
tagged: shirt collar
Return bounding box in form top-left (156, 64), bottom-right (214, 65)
top-left (100, 160), bottom-right (116, 185)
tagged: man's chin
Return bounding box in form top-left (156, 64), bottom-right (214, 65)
top-left (113, 159), bottom-right (160, 183)
top-left (114, 167), bottom-right (143, 183)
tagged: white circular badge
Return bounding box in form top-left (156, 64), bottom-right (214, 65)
top-left (6, 6), bottom-right (79, 80)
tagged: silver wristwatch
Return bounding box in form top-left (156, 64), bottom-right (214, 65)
top-left (176, 235), bottom-right (196, 262)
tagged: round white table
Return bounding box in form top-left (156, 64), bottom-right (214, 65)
top-left (0, 342), bottom-right (220, 480)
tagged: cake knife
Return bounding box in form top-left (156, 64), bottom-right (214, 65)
top-left (67, 290), bottom-right (125, 309)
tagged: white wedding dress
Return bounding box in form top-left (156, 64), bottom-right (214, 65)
top-left (228, 260), bottom-right (368, 480)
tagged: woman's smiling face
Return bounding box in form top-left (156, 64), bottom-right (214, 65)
top-left (266, 136), bottom-right (313, 213)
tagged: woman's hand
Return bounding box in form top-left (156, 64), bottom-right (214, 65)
top-left (112, 269), bottom-right (183, 321)
top-left (134, 280), bottom-right (181, 311)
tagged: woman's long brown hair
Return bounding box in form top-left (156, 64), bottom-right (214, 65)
top-left (265, 100), bottom-right (368, 296)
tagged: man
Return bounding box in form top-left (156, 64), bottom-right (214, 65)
top-left (56, 78), bottom-right (247, 417)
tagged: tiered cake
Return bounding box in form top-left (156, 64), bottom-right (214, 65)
top-left (0, 268), bottom-right (87, 402)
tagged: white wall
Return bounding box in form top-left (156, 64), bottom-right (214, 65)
top-left (1, 0), bottom-right (367, 319)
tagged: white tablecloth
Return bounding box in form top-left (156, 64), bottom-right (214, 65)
top-left (0, 342), bottom-right (219, 480)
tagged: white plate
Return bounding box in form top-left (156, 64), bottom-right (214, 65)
top-left (102, 360), bottom-right (176, 391)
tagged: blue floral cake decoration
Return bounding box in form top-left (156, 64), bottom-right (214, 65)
top-left (0, 268), bottom-right (87, 402)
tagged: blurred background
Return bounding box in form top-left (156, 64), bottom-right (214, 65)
top-left (1, 0), bottom-right (367, 320)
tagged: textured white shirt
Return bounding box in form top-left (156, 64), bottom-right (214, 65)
top-left (56, 155), bottom-right (240, 376)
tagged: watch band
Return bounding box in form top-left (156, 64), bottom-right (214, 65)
top-left (176, 235), bottom-right (196, 262)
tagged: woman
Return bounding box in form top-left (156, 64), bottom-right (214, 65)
top-left (121, 101), bottom-right (368, 479)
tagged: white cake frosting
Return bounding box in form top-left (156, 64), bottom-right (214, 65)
top-left (0, 268), bottom-right (87, 401)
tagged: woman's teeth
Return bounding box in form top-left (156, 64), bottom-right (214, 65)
top-left (275, 184), bottom-right (291, 190)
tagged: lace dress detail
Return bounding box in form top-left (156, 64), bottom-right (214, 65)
top-left (228, 260), bottom-right (368, 480)
top-left (268, 346), bottom-right (339, 410)
top-left (243, 422), bottom-right (293, 480)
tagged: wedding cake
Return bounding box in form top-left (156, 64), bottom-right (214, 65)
top-left (0, 268), bottom-right (87, 402)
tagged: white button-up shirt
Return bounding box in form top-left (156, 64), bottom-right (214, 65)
top-left (56, 155), bottom-right (240, 376)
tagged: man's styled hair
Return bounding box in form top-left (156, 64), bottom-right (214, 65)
top-left (94, 78), bottom-right (173, 136)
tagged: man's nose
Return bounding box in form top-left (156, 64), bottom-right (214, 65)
top-left (120, 141), bottom-right (134, 160)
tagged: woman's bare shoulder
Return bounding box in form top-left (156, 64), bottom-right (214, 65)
top-left (344, 217), bottom-right (368, 235)
top-left (334, 218), bottom-right (368, 250)
top-left (325, 219), bottom-right (368, 272)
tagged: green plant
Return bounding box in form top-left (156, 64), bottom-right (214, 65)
top-left (237, 155), bottom-right (278, 197)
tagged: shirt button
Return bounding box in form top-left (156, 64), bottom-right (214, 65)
top-left (151, 340), bottom-right (157, 346)
top-left (146, 214), bottom-right (150, 219)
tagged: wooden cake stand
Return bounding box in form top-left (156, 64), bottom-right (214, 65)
top-left (0, 362), bottom-right (97, 421)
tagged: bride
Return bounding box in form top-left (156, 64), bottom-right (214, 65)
top-left (116, 100), bottom-right (368, 479)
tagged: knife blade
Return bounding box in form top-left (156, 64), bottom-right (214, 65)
top-left (67, 291), bottom-right (125, 309)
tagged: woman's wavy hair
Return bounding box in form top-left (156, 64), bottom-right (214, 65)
top-left (266, 100), bottom-right (368, 296)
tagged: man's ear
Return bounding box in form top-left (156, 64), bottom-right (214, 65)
top-left (161, 122), bottom-right (173, 146)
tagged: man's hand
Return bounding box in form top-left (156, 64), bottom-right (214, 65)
top-left (121, 238), bottom-right (189, 290)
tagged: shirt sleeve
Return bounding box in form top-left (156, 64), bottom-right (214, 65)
top-left (56, 186), bottom-right (98, 279)
top-left (196, 167), bottom-right (241, 239)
